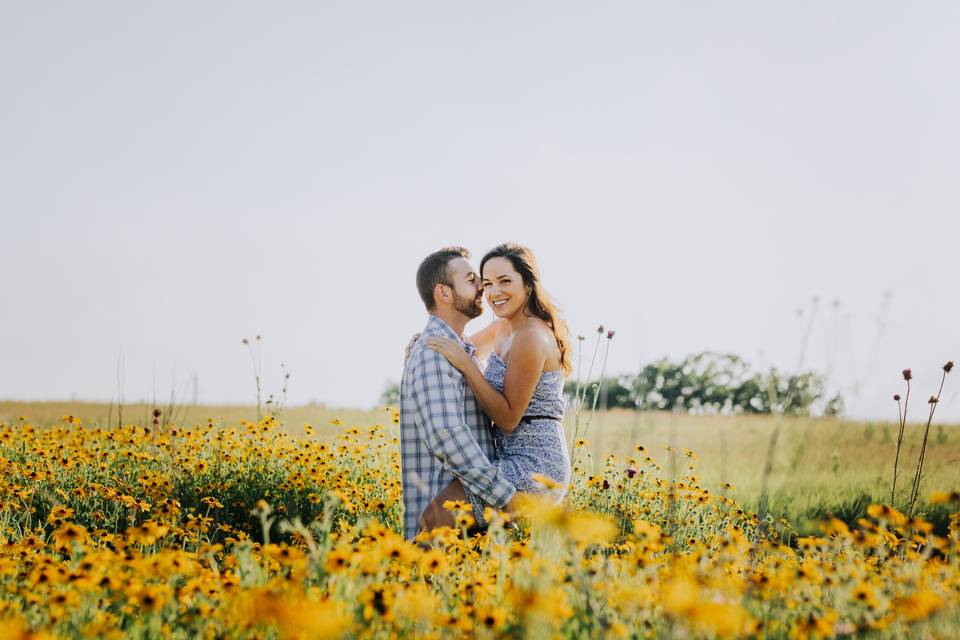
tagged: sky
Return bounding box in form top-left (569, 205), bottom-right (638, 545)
top-left (1, 1), bottom-right (958, 421)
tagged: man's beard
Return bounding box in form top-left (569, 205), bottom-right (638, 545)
top-left (452, 290), bottom-right (483, 319)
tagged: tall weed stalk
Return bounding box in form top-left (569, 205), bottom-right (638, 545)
top-left (906, 362), bottom-right (953, 518)
top-left (890, 370), bottom-right (911, 503)
top-left (243, 335), bottom-right (264, 421)
top-left (569, 327), bottom-right (614, 470)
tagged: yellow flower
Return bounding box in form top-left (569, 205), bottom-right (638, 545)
top-left (866, 504), bottom-right (907, 527)
top-left (662, 571), bottom-right (700, 614)
top-left (393, 583), bottom-right (441, 623)
top-left (789, 559), bottom-right (820, 585)
top-left (455, 512), bottom-right (476, 530)
top-left (632, 519), bottom-right (662, 543)
top-left (530, 473), bottom-right (564, 491)
top-left (511, 586), bottom-right (573, 624)
top-left (200, 496), bottom-right (224, 509)
top-left (821, 517), bottom-right (850, 537)
top-left (285, 598), bottom-right (352, 640)
top-left (418, 548), bottom-right (448, 575)
top-left (359, 585), bottom-right (395, 621)
top-left (441, 499), bottom-right (470, 512)
top-left (53, 523), bottom-right (89, 549)
top-left (930, 490), bottom-right (960, 504)
top-left (0, 614), bottom-right (32, 640)
top-left (565, 513), bottom-right (616, 547)
top-left (789, 610), bottom-right (837, 639)
top-left (325, 547), bottom-right (352, 573)
top-left (851, 582), bottom-right (880, 609)
top-left (476, 606), bottom-right (509, 631)
top-left (897, 590), bottom-right (942, 621)
top-left (263, 543), bottom-right (307, 565)
top-left (689, 601), bottom-right (751, 638)
top-left (47, 504), bottom-right (75, 523)
top-left (907, 517), bottom-right (934, 534)
top-left (248, 590), bottom-right (352, 640)
top-left (134, 584), bottom-right (171, 612)
top-left (126, 520), bottom-right (170, 546)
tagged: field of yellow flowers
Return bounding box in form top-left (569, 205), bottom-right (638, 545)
top-left (1, 413), bottom-right (958, 639)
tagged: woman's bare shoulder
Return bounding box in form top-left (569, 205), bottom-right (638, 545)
top-left (515, 319), bottom-right (556, 349)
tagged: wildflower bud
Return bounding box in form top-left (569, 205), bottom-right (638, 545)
top-left (242, 338), bottom-right (249, 345)
top-left (153, 409), bottom-right (161, 418)
top-left (928, 396), bottom-right (938, 404)
top-left (902, 368), bottom-right (912, 381)
top-left (945, 361), bottom-right (954, 373)
top-left (607, 330), bottom-right (615, 339)
top-left (597, 325), bottom-right (604, 334)
top-left (602, 479), bottom-right (610, 490)
top-left (577, 335), bottom-right (585, 341)
top-left (893, 394), bottom-right (901, 401)
top-left (625, 467), bottom-right (637, 478)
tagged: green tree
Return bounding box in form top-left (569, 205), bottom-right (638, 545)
top-left (568, 352), bottom-right (842, 417)
top-left (379, 380), bottom-right (400, 407)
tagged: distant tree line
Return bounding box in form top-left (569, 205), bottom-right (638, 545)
top-left (565, 352), bottom-right (844, 416)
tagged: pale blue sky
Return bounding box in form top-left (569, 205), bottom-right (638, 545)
top-left (1, 2), bottom-right (958, 420)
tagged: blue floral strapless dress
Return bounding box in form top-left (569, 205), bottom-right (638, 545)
top-left (466, 352), bottom-right (571, 525)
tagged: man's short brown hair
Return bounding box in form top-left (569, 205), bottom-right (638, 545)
top-left (416, 246), bottom-right (470, 311)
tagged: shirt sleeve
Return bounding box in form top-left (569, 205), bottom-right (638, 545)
top-left (409, 346), bottom-right (516, 508)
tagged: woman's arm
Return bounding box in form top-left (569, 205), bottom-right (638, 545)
top-left (467, 317), bottom-right (506, 360)
top-left (426, 328), bottom-right (549, 433)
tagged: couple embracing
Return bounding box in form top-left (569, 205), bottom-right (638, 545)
top-left (400, 243), bottom-right (572, 540)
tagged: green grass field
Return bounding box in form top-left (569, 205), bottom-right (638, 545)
top-left (3, 400), bottom-right (956, 535)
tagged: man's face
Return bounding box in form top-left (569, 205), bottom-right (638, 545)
top-left (444, 257), bottom-right (483, 319)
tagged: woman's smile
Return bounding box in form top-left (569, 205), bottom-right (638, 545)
top-left (482, 256), bottom-right (527, 318)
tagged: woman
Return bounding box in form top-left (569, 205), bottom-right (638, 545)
top-left (418, 242), bottom-right (572, 532)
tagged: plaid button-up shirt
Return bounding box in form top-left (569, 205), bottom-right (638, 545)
top-left (400, 315), bottom-right (516, 539)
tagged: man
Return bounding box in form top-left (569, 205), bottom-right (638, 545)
top-left (399, 246), bottom-right (515, 540)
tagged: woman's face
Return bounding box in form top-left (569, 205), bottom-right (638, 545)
top-left (482, 257), bottom-right (528, 319)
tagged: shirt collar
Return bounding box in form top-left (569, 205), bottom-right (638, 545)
top-left (427, 315), bottom-right (477, 358)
